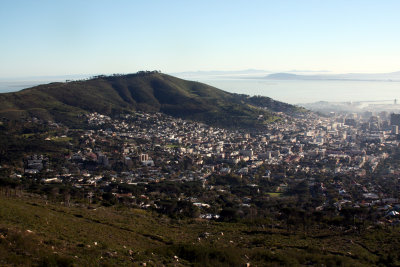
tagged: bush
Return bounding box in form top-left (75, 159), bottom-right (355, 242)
top-left (156, 244), bottom-right (243, 266)
top-left (38, 255), bottom-right (74, 267)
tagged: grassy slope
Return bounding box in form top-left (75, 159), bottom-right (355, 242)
top-left (1, 194), bottom-right (397, 266)
top-left (0, 73), bottom-right (299, 128)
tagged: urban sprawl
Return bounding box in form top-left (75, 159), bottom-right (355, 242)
top-left (8, 110), bottom-right (400, 223)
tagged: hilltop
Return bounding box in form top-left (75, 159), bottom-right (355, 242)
top-left (0, 71), bottom-right (303, 128)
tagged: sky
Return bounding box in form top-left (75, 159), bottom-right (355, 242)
top-left (1, 0), bottom-right (400, 78)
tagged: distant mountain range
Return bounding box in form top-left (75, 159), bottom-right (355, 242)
top-left (0, 72), bottom-right (303, 129)
top-left (264, 71), bottom-right (400, 81)
top-left (172, 69), bottom-right (400, 82)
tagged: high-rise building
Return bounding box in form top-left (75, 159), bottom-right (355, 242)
top-left (392, 125), bottom-right (399, 135)
top-left (345, 118), bottom-right (356, 127)
top-left (390, 113), bottom-right (400, 126)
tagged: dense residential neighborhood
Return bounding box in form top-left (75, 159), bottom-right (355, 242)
top-left (3, 109), bottom-right (400, 225)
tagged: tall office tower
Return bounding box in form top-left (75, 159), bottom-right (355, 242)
top-left (392, 125), bottom-right (399, 135)
top-left (390, 113), bottom-right (400, 126)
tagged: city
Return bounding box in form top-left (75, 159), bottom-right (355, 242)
top-left (3, 109), bottom-right (400, 226)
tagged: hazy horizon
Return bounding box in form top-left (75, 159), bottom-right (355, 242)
top-left (1, 68), bottom-right (400, 80)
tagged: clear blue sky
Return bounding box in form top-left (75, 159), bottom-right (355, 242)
top-left (1, 0), bottom-right (399, 78)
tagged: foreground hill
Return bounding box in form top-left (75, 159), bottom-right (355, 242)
top-left (0, 71), bottom-right (303, 128)
top-left (1, 193), bottom-right (395, 266)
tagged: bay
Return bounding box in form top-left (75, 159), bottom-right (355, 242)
top-left (197, 78), bottom-right (400, 105)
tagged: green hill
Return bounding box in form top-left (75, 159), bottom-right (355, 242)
top-left (0, 71), bottom-right (303, 128)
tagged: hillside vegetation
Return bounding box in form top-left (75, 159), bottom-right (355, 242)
top-left (0, 72), bottom-right (303, 128)
top-left (1, 193), bottom-right (398, 266)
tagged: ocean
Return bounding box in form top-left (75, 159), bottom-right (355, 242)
top-left (0, 81), bottom-right (46, 93)
top-left (196, 78), bottom-right (400, 105)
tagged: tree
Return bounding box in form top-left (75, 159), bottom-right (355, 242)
top-left (220, 207), bottom-right (239, 222)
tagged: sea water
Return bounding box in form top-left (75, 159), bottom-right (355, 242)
top-left (197, 78), bottom-right (400, 105)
